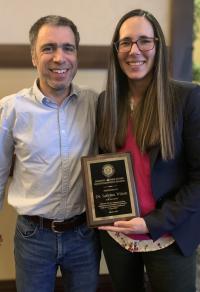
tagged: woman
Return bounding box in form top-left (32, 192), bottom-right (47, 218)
top-left (97, 9), bottom-right (200, 292)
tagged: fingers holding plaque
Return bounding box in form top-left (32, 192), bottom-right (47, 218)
top-left (81, 153), bottom-right (140, 227)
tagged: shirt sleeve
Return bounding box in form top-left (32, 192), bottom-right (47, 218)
top-left (0, 99), bottom-right (15, 208)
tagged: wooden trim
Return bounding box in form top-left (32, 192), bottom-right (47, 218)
top-left (0, 275), bottom-right (113, 292)
top-left (0, 280), bottom-right (16, 292)
top-left (0, 45), bottom-right (109, 69)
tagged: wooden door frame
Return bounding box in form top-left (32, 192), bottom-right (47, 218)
top-left (170, 0), bottom-right (194, 81)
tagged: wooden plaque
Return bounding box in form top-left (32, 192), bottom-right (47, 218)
top-left (81, 153), bottom-right (140, 227)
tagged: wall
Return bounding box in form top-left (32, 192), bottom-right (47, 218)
top-left (0, 0), bottom-right (171, 280)
top-left (193, 20), bottom-right (200, 64)
top-left (0, 0), bottom-right (171, 45)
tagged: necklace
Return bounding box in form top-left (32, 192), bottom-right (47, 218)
top-left (129, 98), bottom-right (135, 112)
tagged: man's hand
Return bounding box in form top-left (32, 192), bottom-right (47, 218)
top-left (98, 217), bottom-right (149, 234)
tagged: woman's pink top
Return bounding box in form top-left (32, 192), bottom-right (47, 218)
top-left (118, 121), bottom-right (155, 240)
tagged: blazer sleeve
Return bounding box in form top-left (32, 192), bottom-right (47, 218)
top-left (144, 84), bottom-right (200, 241)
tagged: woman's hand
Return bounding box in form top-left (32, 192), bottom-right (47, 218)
top-left (98, 217), bottom-right (149, 234)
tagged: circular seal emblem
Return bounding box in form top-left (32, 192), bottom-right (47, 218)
top-left (102, 164), bottom-right (115, 178)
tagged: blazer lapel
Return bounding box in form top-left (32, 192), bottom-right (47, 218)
top-left (148, 145), bottom-right (160, 170)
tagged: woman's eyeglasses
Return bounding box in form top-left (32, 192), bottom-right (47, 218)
top-left (114, 37), bottom-right (159, 53)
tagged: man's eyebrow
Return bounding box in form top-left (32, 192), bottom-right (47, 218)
top-left (40, 42), bottom-right (75, 48)
top-left (40, 43), bottom-right (56, 49)
top-left (62, 43), bottom-right (76, 47)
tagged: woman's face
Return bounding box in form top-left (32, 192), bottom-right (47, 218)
top-left (117, 16), bottom-right (156, 84)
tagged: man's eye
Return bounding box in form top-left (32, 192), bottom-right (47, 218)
top-left (63, 45), bottom-right (76, 52)
top-left (42, 46), bottom-right (54, 53)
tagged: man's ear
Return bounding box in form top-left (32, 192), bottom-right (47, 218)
top-left (31, 50), bottom-right (37, 67)
top-left (32, 56), bottom-right (37, 67)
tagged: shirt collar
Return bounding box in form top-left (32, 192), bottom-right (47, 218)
top-left (32, 79), bottom-right (80, 107)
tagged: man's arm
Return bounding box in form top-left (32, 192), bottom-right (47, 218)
top-left (0, 102), bottom-right (15, 209)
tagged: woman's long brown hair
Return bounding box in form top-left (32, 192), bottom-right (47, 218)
top-left (97, 9), bottom-right (176, 160)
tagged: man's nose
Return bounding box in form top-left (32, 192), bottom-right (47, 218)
top-left (53, 48), bottom-right (65, 62)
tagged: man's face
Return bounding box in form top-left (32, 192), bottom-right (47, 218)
top-left (32, 24), bottom-right (78, 99)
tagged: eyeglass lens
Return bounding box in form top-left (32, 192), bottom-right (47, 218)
top-left (117, 38), bottom-right (156, 52)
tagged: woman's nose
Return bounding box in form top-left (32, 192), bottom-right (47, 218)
top-left (129, 42), bottom-right (141, 55)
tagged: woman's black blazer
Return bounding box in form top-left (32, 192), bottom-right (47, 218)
top-left (145, 80), bottom-right (200, 256)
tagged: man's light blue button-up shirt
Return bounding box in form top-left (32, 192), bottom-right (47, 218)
top-left (0, 81), bottom-right (98, 219)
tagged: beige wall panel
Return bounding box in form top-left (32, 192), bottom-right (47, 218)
top-left (0, 0), bottom-right (171, 45)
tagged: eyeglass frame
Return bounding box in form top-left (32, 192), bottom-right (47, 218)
top-left (114, 37), bottom-right (159, 53)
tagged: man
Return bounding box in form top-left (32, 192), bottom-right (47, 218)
top-left (0, 15), bottom-right (100, 292)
